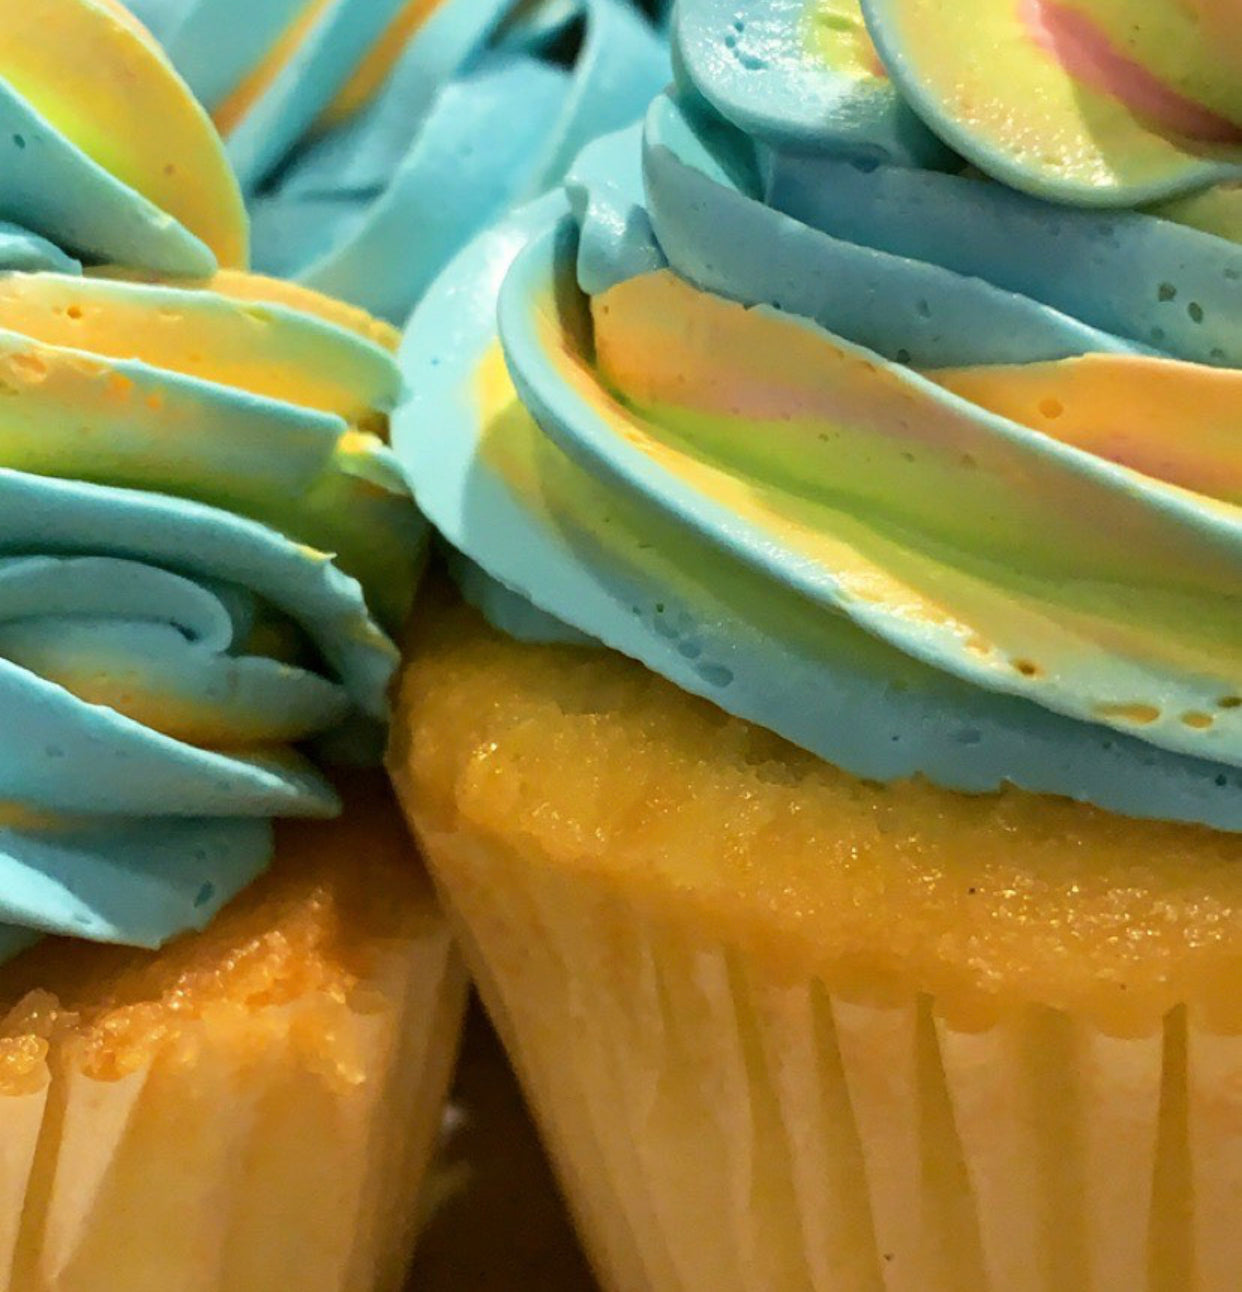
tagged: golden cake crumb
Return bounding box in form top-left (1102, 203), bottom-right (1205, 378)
top-left (392, 588), bottom-right (1242, 1035)
top-left (0, 774), bottom-right (437, 1087)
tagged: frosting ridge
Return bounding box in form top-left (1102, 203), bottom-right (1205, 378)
top-left (148, 0), bottom-right (670, 321)
top-left (0, 260), bottom-right (418, 955)
top-left (861, 0), bottom-right (1242, 205)
top-left (0, 0), bottom-right (246, 275)
top-left (394, 0), bottom-right (1242, 831)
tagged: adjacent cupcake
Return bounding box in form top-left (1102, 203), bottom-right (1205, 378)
top-left (391, 0), bottom-right (1242, 1287)
top-left (0, 4), bottom-right (465, 1287)
top-left (130, 0), bottom-right (670, 323)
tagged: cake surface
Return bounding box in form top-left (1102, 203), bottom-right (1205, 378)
top-left (0, 774), bottom-right (440, 1088)
top-left (0, 775), bottom-right (466, 1292)
top-left (395, 589), bottom-right (1242, 1036)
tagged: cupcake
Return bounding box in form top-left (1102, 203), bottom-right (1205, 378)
top-left (0, 3), bottom-right (465, 1286)
top-left (390, 0), bottom-right (1242, 1286)
top-left (130, 0), bottom-right (670, 323)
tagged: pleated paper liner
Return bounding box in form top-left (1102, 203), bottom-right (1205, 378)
top-left (0, 773), bottom-right (467, 1292)
top-left (393, 593), bottom-right (1242, 1292)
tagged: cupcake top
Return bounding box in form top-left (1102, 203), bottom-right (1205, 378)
top-left (396, 0), bottom-right (1242, 832)
top-left (0, 0), bottom-right (419, 961)
top-left (132, 0), bottom-right (671, 322)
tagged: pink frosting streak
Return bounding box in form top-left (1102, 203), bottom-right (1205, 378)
top-left (1022, 0), bottom-right (1242, 143)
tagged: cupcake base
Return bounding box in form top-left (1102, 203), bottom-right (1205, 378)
top-left (392, 592), bottom-right (1242, 1292)
top-left (0, 773), bottom-right (466, 1292)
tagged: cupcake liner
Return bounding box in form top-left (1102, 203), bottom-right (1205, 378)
top-left (417, 822), bottom-right (1242, 1292)
top-left (0, 1082), bottom-right (46, 1282)
top-left (0, 878), bottom-right (466, 1292)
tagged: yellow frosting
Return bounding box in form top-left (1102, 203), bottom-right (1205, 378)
top-left (0, 0), bottom-right (248, 268)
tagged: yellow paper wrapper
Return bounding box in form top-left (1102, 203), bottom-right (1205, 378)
top-left (417, 824), bottom-right (1242, 1292)
top-left (0, 775), bottom-right (466, 1292)
top-left (394, 594), bottom-right (1242, 1292)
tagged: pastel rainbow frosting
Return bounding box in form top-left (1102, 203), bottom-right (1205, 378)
top-left (393, 0), bottom-right (1242, 832)
top-left (131, 0), bottom-right (671, 322)
top-left (866, 0), bottom-right (1242, 206)
top-left (0, 1), bottom-right (421, 960)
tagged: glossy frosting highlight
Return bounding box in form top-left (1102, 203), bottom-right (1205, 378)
top-left (863, 0), bottom-right (1242, 205)
top-left (395, 0), bottom-right (1242, 830)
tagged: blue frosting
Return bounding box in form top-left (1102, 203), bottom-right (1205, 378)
top-left (0, 816), bottom-right (272, 949)
top-left (643, 88), bottom-right (1145, 366)
top-left (762, 153), bottom-right (1242, 368)
top-left (0, 262), bottom-right (416, 961)
top-left (168, 0), bottom-right (308, 108)
top-left (226, 0), bottom-right (421, 191)
top-left (0, 224), bottom-right (80, 275)
top-left (0, 457), bottom-right (404, 954)
top-left (448, 549), bottom-right (595, 646)
top-left (251, 55), bottom-right (575, 323)
top-left (0, 79), bottom-right (217, 276)
top-left (393, 192), bottom-right (1242, 831)
top-left (158, 0), bottom-right (670, 322)
top-left (566, 115), bottom-right (667, 294)
top-left (0, 2), bottom-right (419, 963)
top-left (673, 0), bottom-right (951, 167)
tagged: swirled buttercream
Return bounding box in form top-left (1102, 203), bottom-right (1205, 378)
top-left (0, 261), bottom-right (420, 957)
top-left (0, 0), bottom-right (246, 275)
top-left (138, 0), bottom-right (669, 322)
top-left (394, 0), bottom-right (1242, 831)
top-left (860, 0), bottom-right (1242, 205)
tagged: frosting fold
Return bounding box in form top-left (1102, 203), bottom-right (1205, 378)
top-left (395, 0), bottom-right (1242, 831)
top-left (502, 230), bottom-right (1242, 769)
top-left (673, 0), bottom-right (951, 166)
top-left (0, 0), bottom-right (246, 274)
top-left (155, 0), bottom-right (669, 322)
top-left (861, 0), bottom-right (1242, 205)
top-left (0, 263), bottom-right (418, 954)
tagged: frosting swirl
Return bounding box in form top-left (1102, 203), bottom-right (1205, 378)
top-left (0, 1), bottom-right (420, 959)
top-left (135, 0), bottom-right (670, 321)
top-left (0, 0), bottom-right (246, 275)
top-left (0, 264), bottom-right (417, 956)
top-left (394, 0), bottom-right (1242, 831)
